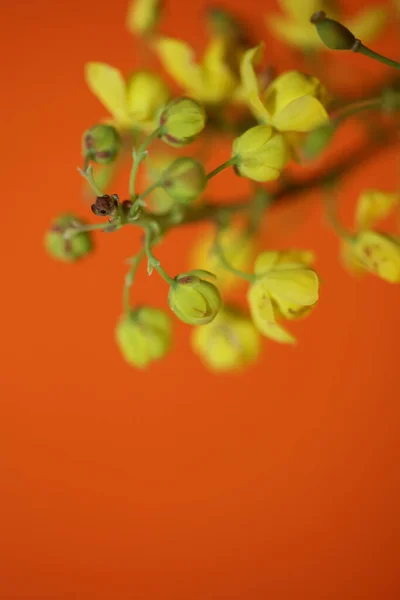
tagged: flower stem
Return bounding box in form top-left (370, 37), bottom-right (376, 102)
top-left (323, 184), bottom-right (352, 240)
top-left (123, 247), bottom-right (146, 313)
top-left (144, 227), bottom-right (175, 285)
top-left (64, 221), bottom-right (113, 239)
top-left (355, 43), bottom-right (400, 71)
top-left (129, 127), bottom-right (162, 200)
top-left (213, 233), bottom-right (255, 283)
top-left (78, 165), bottom-right (104, 197)
top-left (206, 157), bottom-right (237, 181)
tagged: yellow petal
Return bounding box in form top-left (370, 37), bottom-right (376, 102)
top-left (127, 71), bottom-right (169, 124)
top-left (240, 44), bottom-right (271, 122)
top-left (248, 281), bottom-right (297, 344)
top-left (85, 63), bottom-right (130, 126)
top-left (340, 239), bottom-right (367, 276)
top-left (277, 0), bottom-right (321, 23)
top-left (126, 0), bottom-right (161, 35)
top-left (267, 15), bottom-right (322, 49)
top-left (272, 95), bottom-right (328, 132)
top-left (154, 37), bottom-right (204, 97)
top-left (355, 189), bottom-right (399, 231)
top-left (264, 71), bottom-right (325, 115)
top-left (202, 37), bottom-right (238, 102)
top-left (262, 268), bottom-right (319, 307)
top-left (346, 7), bottom-right (387, 45)
top-left (353, 231), bottom-right (400, 283)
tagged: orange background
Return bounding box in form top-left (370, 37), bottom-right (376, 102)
top-left (1, 0), bottom-right (400, 598)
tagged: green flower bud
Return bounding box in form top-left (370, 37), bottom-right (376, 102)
top-left (232, 125), bottom-right (288, 182)
top-left (115, 307), bottom-right (172, 368)
top-left (168, 270), bottom-right (222, 325)
top-left (161, 157), bottom-right (207, 204)
top-left (159, 97), bottom-right (206, 147)
top-left (310, 11), bottom-right (356, 50)
top-left (44, 214), bottom-right (93, 263)
top-left (82, 124), bottom-right (121, 164)
top-left (302, 122), bottom-right (336, 160)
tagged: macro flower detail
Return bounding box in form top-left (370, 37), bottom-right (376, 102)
top-left (266, 0), bottom-right (387, 51)
top-left (126, 0), bottom-right (162, 36)
top-left (342, 190), bottom-right (400, 283)
top-left (168, 271), bottom-right (222, 325)
top-left (248, 250), bottom-right (319, 344)
top-left (190, 226), bottom-right (255, 292)
top-left (115, 307), bottom-right (172, 368)
top-left (192, 307), bottom-right (261, 372)
top-left (240, 45), bottom-right (329, 133)
top-left (232, 125), bottom-right (288, 182)
top-left (154, 36), bottom-right (239, 104)
top-left (159, 97), bottom-right (206, 146)
top-left (85, 63), bottom-right (170, 131)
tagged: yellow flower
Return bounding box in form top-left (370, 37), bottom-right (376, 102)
top-left (341, 190), bottom-right (400, 283)
top-left (160, 97), bottom-right (206, 146)
top-left (267, 0), bottom-right (387, 51)
top-left (240, 45), bottom-right (329, 133)
top-left (192, 307), bottom-right (261, 372)
top-left (168, 271), bottom-right (222, 325)
top-left (154, 36), bottom-right (238, 104)
top-left (190, 226), bottom-right (256, 292)
top-left (115, 308), bottom-right (172, 368)
top-left (232, 125), bottom-right (289, 182)
top-left (85, 63), bottom-right (170, 131)
top-left (248, 250), bottom-right (319, 344)
top-left (126, 0), bottom-right (161, 36)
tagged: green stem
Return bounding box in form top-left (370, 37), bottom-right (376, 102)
top-left (333, 93), bottom-right (400, 125)
top-left (213, 233), bottom-right (255, 283)
top-left (129, 127), bottom-right (162, 200)
top-left (323, 185), bottom-right (352, 240)
top-left (138, 180), bottom-right (162, 202)
top-left (64, 222), bottom-right (112, 239)
top-left (206, 157), bottom-right (238, 181)
top-left (78, 165), bottom-right (104, 197)
top-left (144, 227), bottom-right (175, 285)
top-left (123, 247), bottom-right (146, 313)
top-left (355, 43), bottom-right (400, 71)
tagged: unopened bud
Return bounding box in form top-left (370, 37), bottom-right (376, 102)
top-left (311, 11), bottom-right (356, 50)
top-left (161, 157), bottom-right (207, 204)
top-left (168, 270), bottom-right (222, 325)
top-left (82, 124), bottom-right (121, 164)
top-left (91, 194), bottom-right (119, 217)
top-left (159, 97), bottom-right (206, 147)
top-left (45, 214), bottom-right (93, 262)
top-left (233, 125), bottom-right (288, 182)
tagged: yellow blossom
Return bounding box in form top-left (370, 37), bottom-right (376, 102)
top-left (248, 250), bottom-right (319, 343)
top-left (240, 45), bottom-right (329, 133)
top-left (168, 271), bottom-right (222, 325)
top-left (341, 190), bottom-right (400, 283)
top-left (154, 36), bottom-right (238, 104)
top-left (232, 124), bottom-right (289, 181)
top-left (126, 0), bottom-right (162, 36)
top-left (190, 226), bottom-right (256, 292)
top-left (85, 63), bottom-right (170, 131)
top-left (192, 307), bottom-right (261, 372)
top-left (266, 0), bottom-right (387, 51)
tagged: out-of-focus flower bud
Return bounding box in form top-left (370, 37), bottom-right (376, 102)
top-left (82, 124), bottom-right (121, 164)
top-left (91, 194), bottom-right (119, 217)
top-left (115, 307), bottom-right (172, 368)
top-left (311, 11), bottom-right (356, 50)
top-left (168, 270), bottom-right (222, 325)
top-left (161, 157), bottom-right (207, 204)
top-left (44, 214), bottom-right (93, 263)
top-left (232, 125), bottom-right (288, 182)
top-left (159, 97), bottom-right (206, 147)
top-left (126, 0), bottom-right (162, 36)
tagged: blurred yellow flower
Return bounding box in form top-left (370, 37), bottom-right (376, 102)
top-left (192, 307), bottom-right (261, 372)
top-left (126, 0), bottom-right (162, 36)
top-left (190, 227), bottom-right (255, 292)
top-left (154, 36), bottom-right (239, 104)
top-left (267, 0), bottom-right (387, 51)
top-left (248, 250), bottom-right (319, 343)
top-left (240, 45), bottom-right (329, 132)
top-left (85, 63), bottom-right (170, 131)
top-left (342, 190), bottom-right (400, 283)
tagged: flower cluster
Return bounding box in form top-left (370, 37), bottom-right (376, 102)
top-left (45, 0), bottom-right (399, 372)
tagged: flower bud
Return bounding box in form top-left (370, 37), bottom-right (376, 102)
top-left (168, 271), bottom-right (222, 325)
top-left (310, 11), bottom-right (356, 50)
top-left (302, 122), bottom-right (336, 160)
top-left (126, 0), bottom-right (162, 36)
top-left (159, 97), bottom-right (206, 147)
top-left (82, 124), bottom-right (121, 164)
top-left (161, 157), bottom-right (207, 204)
top-left (44, 214), bottom-right (93, 262)
top-left (232, 125), bottom-right (288, 182)
top-left (115, 307), bottom-right (172, 368)
top-left (91, 194), bottom-right (119, 217)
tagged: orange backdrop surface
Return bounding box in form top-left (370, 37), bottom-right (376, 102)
top-left (1, 0), bottom-right (400, 598)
